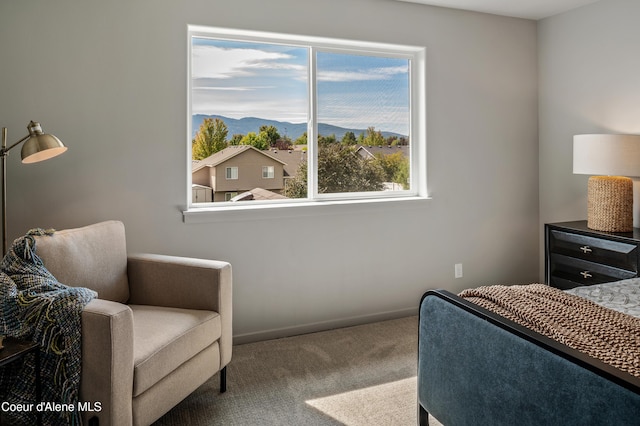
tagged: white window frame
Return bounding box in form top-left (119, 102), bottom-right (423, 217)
top-left (225, 192), bottom-right (239, 201)
top-left (186, 25), bottom-right (427, 215)
top-left (262, 166), bottom-right (275, 179)
top-left (226, 167), bottom-right (238, 180)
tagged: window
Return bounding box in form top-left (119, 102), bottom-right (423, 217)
top-left (188, 26), bottom-right (426, 208)
top-left (225, 192), bottom-right (239, 201)
top-left (226, 167), bottom-right (238, 180)
top-left (262, 166), bottom-right (275, 179)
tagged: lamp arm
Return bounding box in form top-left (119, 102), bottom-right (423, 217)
top-left (1, 128), bottom-right (31, 157)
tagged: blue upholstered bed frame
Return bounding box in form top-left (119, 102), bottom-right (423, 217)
top-left (418, 290), bottom-right (640, 425)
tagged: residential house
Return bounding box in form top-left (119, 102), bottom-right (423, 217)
top-left (192, 145), bottom-right (307, 202)
top-left (192, 145), bottom-right (288, 202)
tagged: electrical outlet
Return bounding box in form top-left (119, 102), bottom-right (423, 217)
top-left (455, 263), bottom-right (463, 279)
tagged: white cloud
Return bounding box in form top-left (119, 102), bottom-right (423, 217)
top-left (320, 105), bottom-right (409, 135)
top-left (192, 88), bottom-right (308, 123)
top-left (318, 66), bottom-right (407, 83)
top-left (192, 45), bottom-right (304, 80)
top-left (193, 86), bottom-right (276, 91)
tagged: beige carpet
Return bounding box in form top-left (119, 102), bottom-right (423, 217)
top-left (153, 316), bottom-right (443, 425)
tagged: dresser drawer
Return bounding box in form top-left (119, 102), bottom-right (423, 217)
top-left (548, 253), bottom-right (637, 290)
top-left (548, 229), bottom-right (639, 273)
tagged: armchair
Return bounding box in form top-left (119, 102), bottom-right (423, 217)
top-left (33, 220), bottom-right (232, 426)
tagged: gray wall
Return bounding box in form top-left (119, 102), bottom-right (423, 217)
top-left (0, 0), bottom-right (538, 342)
top-left (539, 0), bottom-right (640, 273)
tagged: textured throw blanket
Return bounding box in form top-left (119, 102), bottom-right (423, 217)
top-left (0, 230), bottom-right (97, 426)
top-left (459, 284), bottom-right (640, 379)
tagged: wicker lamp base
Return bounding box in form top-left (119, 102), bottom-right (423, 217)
top-left (587, 175), bottom-right (633, 232)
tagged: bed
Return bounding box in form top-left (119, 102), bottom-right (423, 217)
top-left (417, 278), bottom-right (640, 426)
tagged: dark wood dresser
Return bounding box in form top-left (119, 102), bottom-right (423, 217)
top-left (545, 221), bottom-right (640, 290)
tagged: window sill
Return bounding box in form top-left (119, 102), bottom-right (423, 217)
top-left (182, 195), bottom-right (431, 224)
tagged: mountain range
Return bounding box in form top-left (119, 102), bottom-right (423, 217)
top-left (192, 115), bottom-right (406, 141)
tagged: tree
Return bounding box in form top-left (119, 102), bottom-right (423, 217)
top-left (318, 133), bottom-right (337, 145)
top-left (295, 132), bottom-right (307, 145)
top-left (393, 159), bottom-right (410, 189)
top-left (259, 125), bottom-right (280, 146)
top-left (284, 160), bottom-right (308, 199)
top-left (239, 132), bottom-right (269, 150)
top-left (341, 131), bottom-right (357, 145)
top-left (318, 144), bottom-right (385, 193)
top-left (192, 118), bottom-right (228, 160)
top-left (229, 134), bottom-right (244, 146)
top-left (375, 151), bottom-right (409, 189)
top-left (395, 136), bottom-right (409, 146)
top-left (363, 126), bottom-right (385, 147)
top-left (284, 144), bottom-right (385, 198)
top-left (274, 138), bottom-right (293, 150)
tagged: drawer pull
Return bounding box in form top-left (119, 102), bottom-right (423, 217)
top-left (580, 271), bottom-right (593, 279)
top-left (580, 246), bottom-right (592, 254)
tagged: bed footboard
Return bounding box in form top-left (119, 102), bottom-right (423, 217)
top-left (418, 290), bottom-right (640, 426)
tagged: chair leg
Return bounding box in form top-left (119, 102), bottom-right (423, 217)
top-left (220, 366), bottom-right (227, 393)
top-left (418, 404), bottom-right (429, 426)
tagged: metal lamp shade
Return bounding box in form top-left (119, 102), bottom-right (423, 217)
top-left (21, 134), bottom-right (67, 163)
top-left (20, 122), bottom-right (67, 164)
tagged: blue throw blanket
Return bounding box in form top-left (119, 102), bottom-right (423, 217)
top-left (0, 230), bottom-right (96, 426)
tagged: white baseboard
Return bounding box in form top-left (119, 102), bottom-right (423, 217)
top-left (232, 307), bottom-right (418, 345)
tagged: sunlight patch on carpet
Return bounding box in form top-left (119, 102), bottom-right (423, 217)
top-left (305, 377), bottom-right (417, 426)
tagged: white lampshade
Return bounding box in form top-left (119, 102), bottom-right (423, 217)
top-left (573, 134), bottom-right (640, 177)
top-left (573, 134), bottom-right (640, 232)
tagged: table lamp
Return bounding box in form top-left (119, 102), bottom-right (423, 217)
top-left (573, 134), bottom-right (640, 232)
top-left (1, 121), bottom-right (68, 255)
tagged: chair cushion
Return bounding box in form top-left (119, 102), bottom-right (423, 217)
top-left (130, 305), bottom-right (221, 396)
top-left (33, 221), bottom-right (130, 303)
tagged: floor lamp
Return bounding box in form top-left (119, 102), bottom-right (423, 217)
top-left (1, 121), bottom-right (67, 256)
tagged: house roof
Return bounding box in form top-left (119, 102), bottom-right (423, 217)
top-left (192, 183), bottom-right (212, 190)
top-left (192, 145), bottom-right (287, 172)
top-left (356, 145), bottom-right (409, 159)
top-left (262, 148), bottom-right (307, 177)
top-left (230, 187), bottom-right (288, 202)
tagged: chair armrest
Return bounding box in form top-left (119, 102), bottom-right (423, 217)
top-left (81, 299), bottom-right (134, 426)
top-left (127, 254), bottom-right (231, 310)
top-left (127, 253), bottom-right (233, 366)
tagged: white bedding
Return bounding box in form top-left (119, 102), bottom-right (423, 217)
top-left (565, 278), bottom-right (640, 318)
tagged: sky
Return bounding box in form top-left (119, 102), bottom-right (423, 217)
top-left (191, 37), bottom-right (410, 136)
